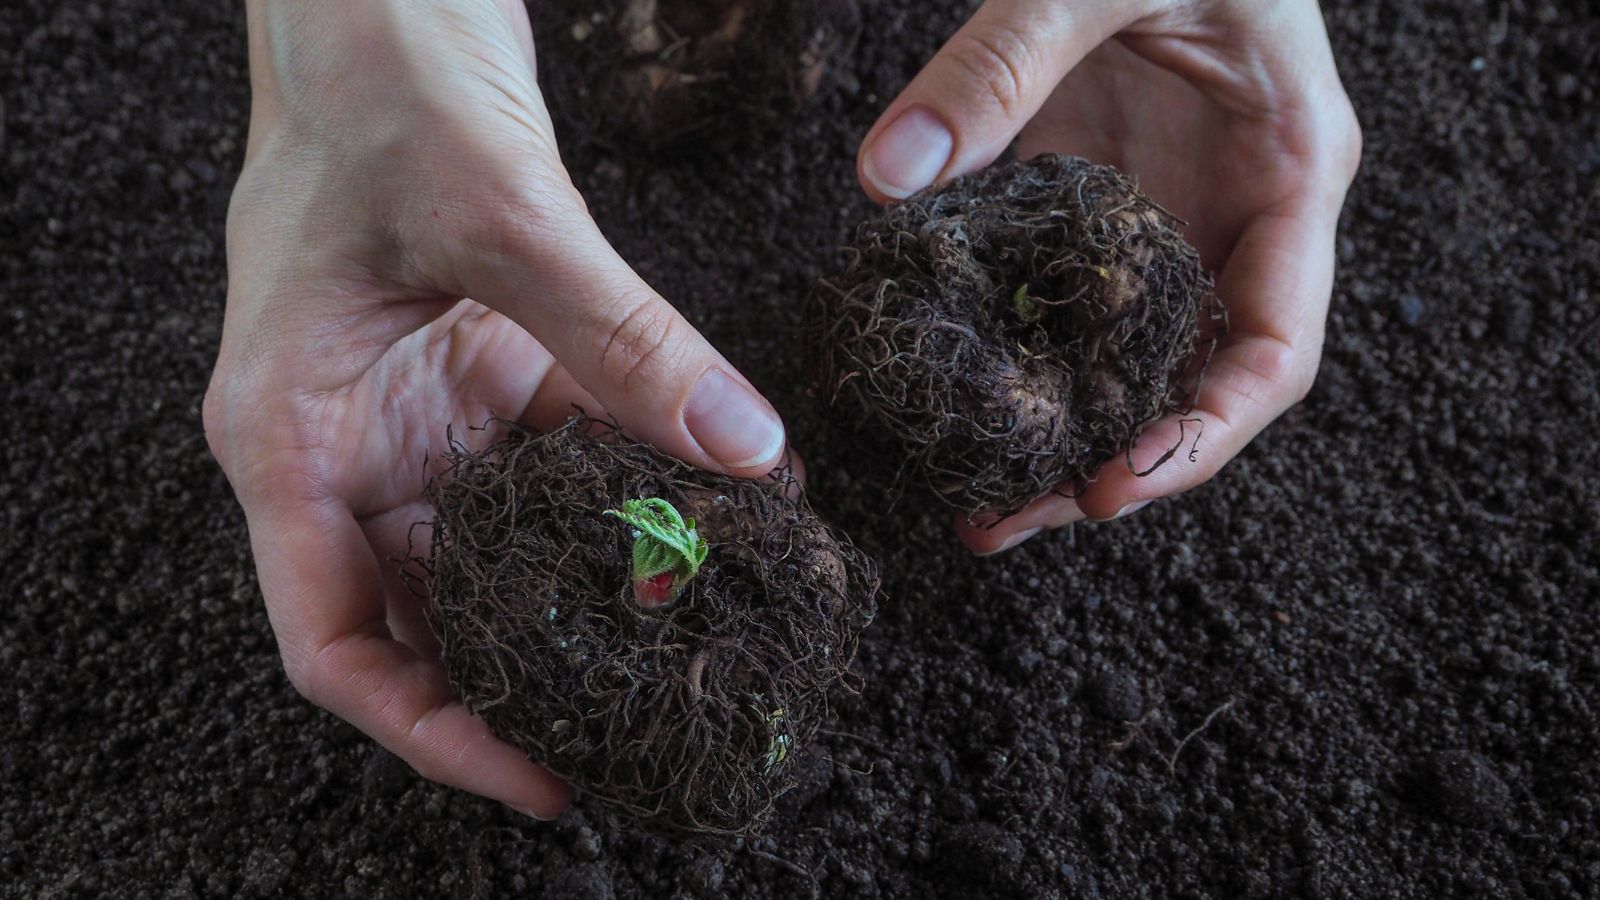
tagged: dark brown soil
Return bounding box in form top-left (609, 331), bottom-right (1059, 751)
top-left (811, 154), bottom-right (1216, 518)
top-left (4, 0), bottom-right (1599, 898)
top-left (542, 0), bottom-right (862, 151)
top-left (416, 420), bottom-right (876, 838)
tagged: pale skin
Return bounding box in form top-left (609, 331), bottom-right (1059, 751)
top-left (206, 0), bottom-right (1360, 817)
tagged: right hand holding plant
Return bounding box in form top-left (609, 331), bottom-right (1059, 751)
top-left (853, 0), bottom-right (1362, 552)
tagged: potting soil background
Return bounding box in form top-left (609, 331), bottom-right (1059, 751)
top-left (3, 1), bottom-right (1598, 897)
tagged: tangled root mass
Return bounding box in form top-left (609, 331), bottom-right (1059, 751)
top-left (810, 154), bottom-right (1222, 517)
top-left (409, 419), bottom-right (879, 838)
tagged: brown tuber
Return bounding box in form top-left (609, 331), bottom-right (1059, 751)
top-left (809, 154), bottom-right (1222, 518)
top-left (408, 418), bottom-right (879, 838)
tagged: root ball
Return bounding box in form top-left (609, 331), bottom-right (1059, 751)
top-left (413, 419), bottom-right (878, 837)
top-left (810, 154), bottom-right (1221, 517)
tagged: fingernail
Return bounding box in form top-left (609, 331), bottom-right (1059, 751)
top-left (510, 804), bottom-right (558, 822)
top-left (862, 106), bottom-right (953, 200)
top-left (685, 368), bottom-right (786, 470)
top-left (1113, 500), bottom-right (1152, 520)
top-left (978, 527), bottom-right (1041, 557)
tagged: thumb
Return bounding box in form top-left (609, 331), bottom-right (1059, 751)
top-left (857, 0), bottom-right (1140, 203)
top-left (450, 188), bottom-right (788, 476)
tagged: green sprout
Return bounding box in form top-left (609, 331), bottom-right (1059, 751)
top-left (605, 498), bottom-right (708, 605)
top-left (1012, 283), bottom-right (1042, 323)
top-left (750, 702), bottom-right (792, 775)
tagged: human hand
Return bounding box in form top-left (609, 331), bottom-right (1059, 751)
top-left (204, 0), bottom-right (788, 817)
top-left (854, 0), bottom-right (1361, 553)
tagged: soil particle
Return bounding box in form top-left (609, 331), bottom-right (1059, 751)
top-left (1411, 750), bottom-right (1513, 828)
top-left (682, 853), bottom-right (725, 893)
top-left (241, 848), bottom-right (292, 898)
top-left (938, 790), bottom-right (978, 822)
top-left (937, 821), bottom-right (1025, 885)
top-left (1086, 667), bottom-right (1145, 722)
top-left (360, 747), bottom-right (414, 800)
top-left (1496, 298), bottom-right (1534, 346)
top-left (573, 826), bottom-right (604, 861)
top-left (775, 745), bottom-right (835, 813)
top-left (1009, 647), bottom-right (1045, 678)
top-left (1397, 293), bottom-right (1426, 326)
top-left (547, 863), bottom-right (616, 900)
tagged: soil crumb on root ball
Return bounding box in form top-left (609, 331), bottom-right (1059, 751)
top-left (411, 419), bottom-right (878, 838)
top-left (810, 154), bottom-right (1221, 518)
top-left (551, 0), bottom-right (861, 149)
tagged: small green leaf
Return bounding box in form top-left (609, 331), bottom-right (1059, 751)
top-left (605, 497), bottom-right (709, 596)
top-left (750, 701), bottom-right (792, 775)
top-left (1012, 283), bottom-right (1042, 323)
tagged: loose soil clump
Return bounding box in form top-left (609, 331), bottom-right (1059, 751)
top-left (545, 0), bottom-right (861, 149)
top-left (810, 154), bottom-right (1221, 517)
top-left (410, 418), bottom-right (879, 838)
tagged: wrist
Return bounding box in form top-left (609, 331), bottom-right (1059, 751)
top-left (241, 1), bottom-right (406, 158)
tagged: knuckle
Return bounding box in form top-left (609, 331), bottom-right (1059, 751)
top-left (1251, 335), bottom-right (1313, 406)
top-left (280, 636), bottom-right (359, 714)
top-left (281, 653), bottom-right (328, 708)
top-left (944, 25), bottom-right (1037, 120)
top-left (460, 182), bottom-right (584, 268)
top-left (596, 293), bottom-right (680, 392)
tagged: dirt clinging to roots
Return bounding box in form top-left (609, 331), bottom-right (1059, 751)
top-left (810, 154), bottom-right (1222, 518)
top-left (411, 419), bottom-right (879, 838)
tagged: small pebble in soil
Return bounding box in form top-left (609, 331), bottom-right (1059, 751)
top-left (1087, 668), bottom-right (1145, 721)
top-left (1412, 750), bottom-right (1512, 828)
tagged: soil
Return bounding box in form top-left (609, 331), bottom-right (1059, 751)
top-left (811, 154), bottom-right (1215, 517)
top-left (418, 420), bottom-right (876, 838)
top-left (2, 0), bottom-right (1598, 898)
top-left (543, 0), bottom-right (862, 151)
